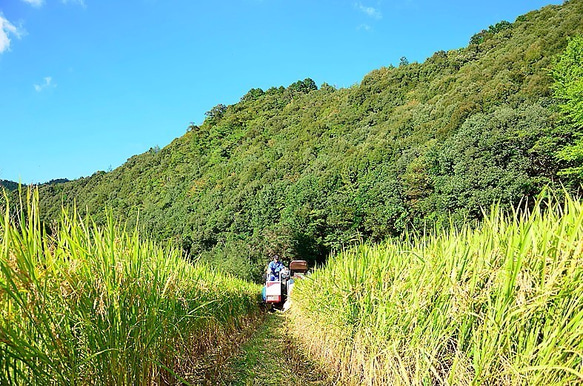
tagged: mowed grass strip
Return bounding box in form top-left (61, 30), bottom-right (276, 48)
top-left (0, 190), bottom-right (261, 385)
top-left (290, 192), bottom-right (583, 385)
top-left (219, 312), bottom-right (330, 386)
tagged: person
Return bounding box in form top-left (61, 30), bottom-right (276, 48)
top-left (267, 255), bottom-right (285, 281)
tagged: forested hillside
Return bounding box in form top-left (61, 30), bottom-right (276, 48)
top-left (0, 180), bottom-right (19, 191)
top-left (20, 0), bottom-right (583, 280)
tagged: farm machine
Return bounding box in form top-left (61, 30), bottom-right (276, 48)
top-left (262, 260), bottom-right (309, 311)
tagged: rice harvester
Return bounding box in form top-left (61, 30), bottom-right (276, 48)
top-left (262, 260), bottom-right (309, 309)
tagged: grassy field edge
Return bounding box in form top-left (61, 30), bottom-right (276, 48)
top-left (289, 193), bottom-right (583, 385)
top-left (0, 190), bottom-right (262, 384)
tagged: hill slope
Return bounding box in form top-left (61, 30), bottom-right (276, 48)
top-left (0, 180), bottom-right (19, 191)
top-left (29, 0), bottom-right (583, 280)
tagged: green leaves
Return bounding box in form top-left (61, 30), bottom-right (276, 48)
top-left (552, 36), bottom-right (583, 180)
top-left (204, 103), bottom-right (227, 124)
top-left (552, 36), bottom-right (583, 124)
top-left (287, 78), bottom-right (318, 94)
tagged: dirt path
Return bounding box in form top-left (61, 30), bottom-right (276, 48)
top-left (215, 311), bottom-right (330, 385)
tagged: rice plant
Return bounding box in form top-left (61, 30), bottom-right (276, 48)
top-left (0, 189), bottom-right (261, 385)
top-left (289, 192), bottom-right (583, 385)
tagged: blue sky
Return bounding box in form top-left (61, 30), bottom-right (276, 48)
top-left (0, 0), bottom-right (563, 184)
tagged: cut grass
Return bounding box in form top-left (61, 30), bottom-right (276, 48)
top-left (219, 312), bottom-right (330, 385)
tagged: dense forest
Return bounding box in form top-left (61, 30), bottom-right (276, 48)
top-left (0, 180), bottom-right (19, 191)
top-left (5, 0), bottom-right (583, 281)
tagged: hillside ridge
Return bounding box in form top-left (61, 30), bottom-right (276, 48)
top-left (21, 0), bottom-right (583, 281)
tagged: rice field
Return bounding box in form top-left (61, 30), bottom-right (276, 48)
top-left (0, 190), bottom-right (261, 385)
top-left (289, 192), bottom-right (583, 385)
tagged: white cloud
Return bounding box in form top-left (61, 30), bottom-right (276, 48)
top-left (61, 0), bottom-right (86, 7)
top-left (21, 0), bottom-right (44, 7)
top-left (355, 2), bottom-right (382, 19)
top-left (0, 14), bottom-right (24, 54)
top-left (34, 77), bottom-right (56, 92)
top-left (357, 24), bottom-right (372, 31)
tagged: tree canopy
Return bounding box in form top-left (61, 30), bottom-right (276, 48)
top-left (552, 35), bottom-right (583, 180)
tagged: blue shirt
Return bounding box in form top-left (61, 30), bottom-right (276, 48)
top-left (268, 260), bottom-right (284, 275)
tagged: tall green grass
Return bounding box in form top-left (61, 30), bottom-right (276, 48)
top-left (290, 193), bottom-right (583, 385)
top-left (0, 190), bottom-right (260, 385)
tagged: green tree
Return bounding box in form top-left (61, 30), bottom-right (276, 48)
top-left (553, 36), bottom-right (583, 123)
top-left (241, 88), bottom-right (265, 102)
top-left (288, 78), bottom-right (318, 93)
top-left (552, 36), bottom-right (583, 179)
top-left (204, 104), bottom-right (227, 123)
